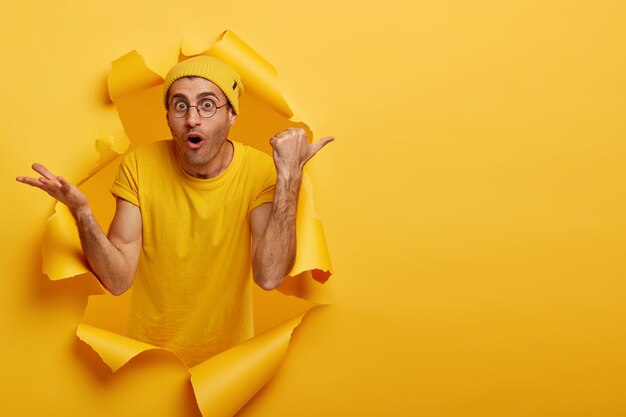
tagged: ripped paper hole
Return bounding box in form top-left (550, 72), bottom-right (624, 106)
top-left (42, 30), bottom-right (332, 417)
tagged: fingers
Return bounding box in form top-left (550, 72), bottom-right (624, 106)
top-left (270, 130), bottom-right (334, 149)
top-left (31, 163), bottom-right (62, 188)
top-left (39, 176), bottom-right (62, 190)
top-left (57, 176), bottom-right (74, 193)
top-left (31, 163), bottom-right (56, 180)
top-left (15, 175), bottom-right (46, 189)
top-left (269, 129), bottom-right (334, 169)
top-left (16, 163), bottom-right (65, 192)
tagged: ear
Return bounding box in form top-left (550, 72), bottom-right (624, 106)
top-left (166, 111), bottom-right (172, 130)
top-left (227, 106), bottom-right (237, 126)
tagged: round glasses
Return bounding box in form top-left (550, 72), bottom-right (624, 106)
top-left (168, 98), bottom-right (227, 118)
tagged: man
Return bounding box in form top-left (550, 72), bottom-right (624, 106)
top-left (16, 55), bottom-right (333, 366)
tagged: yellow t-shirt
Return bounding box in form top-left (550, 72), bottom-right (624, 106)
top-left (111, 140), bottom-right (275, 366)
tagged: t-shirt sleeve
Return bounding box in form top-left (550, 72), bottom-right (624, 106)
top-left (111, 152), bottom-right (140, 207)
top-left (250, 155), bottom-right (276, 211)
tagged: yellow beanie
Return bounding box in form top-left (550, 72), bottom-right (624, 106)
top-left (163, 55), bottom-right (244, 114)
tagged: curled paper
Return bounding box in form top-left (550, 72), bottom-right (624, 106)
top-left (41, 31), bottom-right (332, 416)
top-left (43, 203), bottom-right (90, 281)
top-left (182, 30), bottom-right (293, 118)
top-left (77, 323), bottom-right (162, 372)
top-left (191, 314), bottom-right (305, 417)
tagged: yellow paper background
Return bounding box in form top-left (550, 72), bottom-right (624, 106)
top-left (2, 1), bottom-right (626, 417)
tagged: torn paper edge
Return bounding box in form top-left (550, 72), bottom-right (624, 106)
top-left (39, 30), bottom-right (333, 417)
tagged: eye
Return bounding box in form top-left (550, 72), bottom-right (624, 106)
top-left (173, 101), bottom-right (188, 111)
top-left (199, 99), bottom-right (216, 110)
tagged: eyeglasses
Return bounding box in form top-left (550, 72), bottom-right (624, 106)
top-left (168, 98), bottom-right (227, 118)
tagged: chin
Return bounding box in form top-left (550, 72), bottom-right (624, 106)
top-left (184, 152), bottom-right (212, 167)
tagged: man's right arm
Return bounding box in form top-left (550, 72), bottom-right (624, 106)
top-left (74, 197), bottom-right (141, 295)
top-left (17, 163), bottom-right (142, 295)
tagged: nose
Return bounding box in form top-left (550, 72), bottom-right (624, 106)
top-left (185, 106), bottom-right (201, 127)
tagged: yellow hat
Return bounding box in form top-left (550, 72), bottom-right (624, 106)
top-left (163, 55), bottom-right (244, 114)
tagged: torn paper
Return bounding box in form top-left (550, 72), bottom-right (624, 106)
top-left (41, 30), bottom-right (333, 417)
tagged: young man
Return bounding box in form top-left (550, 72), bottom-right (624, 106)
top-left (17, 55), bottom-right (333, 366)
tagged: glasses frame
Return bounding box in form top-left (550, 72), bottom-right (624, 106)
top-left (168, 98), bottom-right (228, 119)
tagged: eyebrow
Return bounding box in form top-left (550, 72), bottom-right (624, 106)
top-left (170, 91), bottom-right (221, 102)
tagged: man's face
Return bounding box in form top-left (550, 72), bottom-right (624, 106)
top-left (166, 77), bottom-right (237, 176)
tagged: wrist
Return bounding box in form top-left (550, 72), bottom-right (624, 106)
top-left (276, 170), bottom-right (302, 193)
top-left (276, 164), bottom-right (302, 183)
top-left (70, 204), bottom-right (92, 221)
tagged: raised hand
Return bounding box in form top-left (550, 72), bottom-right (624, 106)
top-left (16, 163), bottom-right (89, 215)
top-left (253, 128), bottom-right (333, 290)
top-left (269, 127), bottom-right (334, 178)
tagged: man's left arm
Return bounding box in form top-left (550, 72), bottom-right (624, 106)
top-left (251, 128), bottom-right (334, 290)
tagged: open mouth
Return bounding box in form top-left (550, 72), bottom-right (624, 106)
top-left (188, 136), bottom-right (202, 144)
top-left (185, 134), bottom-right (206, 150)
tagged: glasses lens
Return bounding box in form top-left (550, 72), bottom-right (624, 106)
top-left (197, 99), bottom-right (217, 118)
top-left (170, 100), bottom-right (188, 118)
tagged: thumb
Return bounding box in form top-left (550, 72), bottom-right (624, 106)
top-left (310, 136), bottom-right (335, 155)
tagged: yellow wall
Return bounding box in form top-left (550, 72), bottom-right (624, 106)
top-left (2, 1), bottom-right (626, 415)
